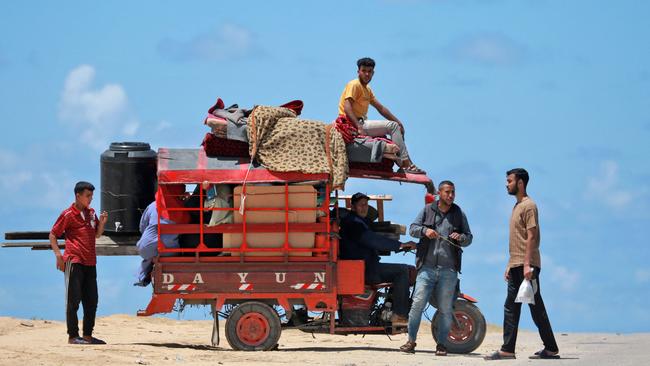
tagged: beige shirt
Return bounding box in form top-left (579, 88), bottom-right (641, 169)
top-left (508, 196), bottom-right (541, 269)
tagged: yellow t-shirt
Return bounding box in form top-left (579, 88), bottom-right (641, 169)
top-left (337, 78), bottom-right (375, 119)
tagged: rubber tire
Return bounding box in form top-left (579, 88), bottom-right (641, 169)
top-left (225, 301), bottom-right (281, 351)
top-left (431, 299), bottom-right (486, 354)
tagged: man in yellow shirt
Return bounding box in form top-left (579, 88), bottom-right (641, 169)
top-left (338, 57), bottom-right (424, 174)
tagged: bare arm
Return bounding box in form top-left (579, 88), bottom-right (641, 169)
top-left (370, 99), bottom-right (404, 134)
top-left (523, 226), bottom-right (538, 280)
top-left (49, 232), bottom-right (65, 272)
top-left (343, 98), bottom-right (363, 135)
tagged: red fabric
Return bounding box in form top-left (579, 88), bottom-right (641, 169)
top-left (201, 133), bottom-right (249, 157)
top-left (156, 185), bottom-right (191, 224)
top-left (425, 193), bottom-right (436, 204)
top-left (51, 204), bottom-right (98, 266)
top-left (207, 98), bottom-right (225, 115)
top-left (333, 115), bottom-right (358, 143)
top-left (279, 100), bottom-right (304, 116)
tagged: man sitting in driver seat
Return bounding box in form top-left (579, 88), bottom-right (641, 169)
top-left (339, 192), bottom-right (415, 326)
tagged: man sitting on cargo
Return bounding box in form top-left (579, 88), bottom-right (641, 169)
top-left (339, 192), bottom-right (416, 326)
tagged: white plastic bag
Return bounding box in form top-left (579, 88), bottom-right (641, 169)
top-left (515, 279), bottom-right (537, 305)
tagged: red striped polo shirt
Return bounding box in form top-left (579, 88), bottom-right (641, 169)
top-left (51, 204), bottom-right (98, 266)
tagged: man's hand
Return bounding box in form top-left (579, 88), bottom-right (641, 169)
top-left (424, 228), bottom-right (439, 239)
top-left (523, 263), bottom-right (534, 280)
top-left (449, 232), bottom-right (462, 241)
top-left (99, 211), bottom-right (108, 225)
top-left (504, 267), bottom-right (510, 281)
top-left (400, 241), bottom-right (417, 251)
top-left (55, 254), bottom-right (65, 272)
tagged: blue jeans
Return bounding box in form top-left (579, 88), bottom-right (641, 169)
top-left (136, 230), bottom-right (179, 282)
top-left (407, 266), bottom-right (458, 344)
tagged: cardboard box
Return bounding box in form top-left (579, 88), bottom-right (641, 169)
top-left (223, 185), bottom-right (317, 256)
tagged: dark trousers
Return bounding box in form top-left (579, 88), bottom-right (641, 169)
top-left (501, 266), bottom-right (558, 353)
top-left (65, 262), bottom-right (98, 338)
top-left (374, 262), bottom-right (410, 317)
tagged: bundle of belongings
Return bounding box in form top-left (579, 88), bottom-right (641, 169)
top-left (203, 98), bottom-right (397, 189)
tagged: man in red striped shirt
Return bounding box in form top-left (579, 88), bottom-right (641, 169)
top-left (49, 181), bottom-right (108, 345)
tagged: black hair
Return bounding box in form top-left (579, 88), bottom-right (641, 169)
top-left (357, 57), bottom-right (375, 69)
top-left (438, 180), bottom-right (455, 190)
top-left (507, 168), bottom-right (529, 188)
top-left (74, 181), bottom-right (95, 195)
top-left (351, 192), bottom-right (369, 205)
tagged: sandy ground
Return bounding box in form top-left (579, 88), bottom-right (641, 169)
top-left (0, 314), bottom-right (648, 366)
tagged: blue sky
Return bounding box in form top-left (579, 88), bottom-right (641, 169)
top-left (1, 0), bottom-right (648, 333)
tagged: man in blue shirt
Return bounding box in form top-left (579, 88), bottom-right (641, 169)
top-left (134, 201), bottom-right (180, 286)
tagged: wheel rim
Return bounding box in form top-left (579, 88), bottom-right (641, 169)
top-left (236, 312), bottom-right (270, 347)
top-left (448, 310), bottom-right (475, 344)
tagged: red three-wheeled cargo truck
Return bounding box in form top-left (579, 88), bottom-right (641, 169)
top-left (135, 147), bottom-right (486, 352)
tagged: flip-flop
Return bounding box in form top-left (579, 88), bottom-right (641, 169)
top-left (68, 337), bottom-right (90, 345)
top-left (529, 349), bottom-right (560, 359)
top-left (88, 337), bottom-right (106, 344)
top-left (484, 350), bottom-right (516, 360)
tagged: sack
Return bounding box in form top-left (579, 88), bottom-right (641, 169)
top-left (515, 279), bottom-right (537, 305)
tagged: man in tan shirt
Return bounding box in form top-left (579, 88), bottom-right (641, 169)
top-left (485, 168), bottom-right (559, 360)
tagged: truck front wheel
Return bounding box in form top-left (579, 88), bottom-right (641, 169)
top-left (225, 301), bottom-right (281, 351)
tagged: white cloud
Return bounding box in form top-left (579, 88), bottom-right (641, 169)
top-left (544, 255), bottom-right (580, 292)
top-left (155, 120), bottom-right (173, 132)
top-left (635, 268), bottom-right (650, 284)
top-left (444, 32), bottom-right (527, 67)
top-left (158, 24), bottom-right (254, 62)
top-left (0, 149), bottom-right (34, 191)
top-left (584, 160), bottom-right (633, 209)
top-left (58, 65), bottom-right (139, 151)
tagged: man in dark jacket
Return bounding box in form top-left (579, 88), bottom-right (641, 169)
top-left (400, 180), bottom-right (473, 355)
top-left (339, 192), bottom-right (416, 326)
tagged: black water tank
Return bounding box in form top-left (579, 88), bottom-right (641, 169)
top-left (101, 142), bottom-right (157, 234)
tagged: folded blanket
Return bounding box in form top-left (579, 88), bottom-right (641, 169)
top-left (248, 106), bottom-right (349, 189)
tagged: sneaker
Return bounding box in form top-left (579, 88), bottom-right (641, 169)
top-left (400, 340), bottom-right (416, 353)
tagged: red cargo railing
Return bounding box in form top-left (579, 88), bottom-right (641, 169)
top-left (155, 181), bottom-right (336, 263)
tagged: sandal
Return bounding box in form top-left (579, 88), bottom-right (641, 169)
top-left (435, 344), bottom-right (448, 356)
top-left (484, 350), bottom-right (516, 360)
top-left (401, 164), bottom-right (426, 174)
top-left (529, 349), bottom-right (559, 359)
top-left (399, 340), bottom-right (416, 353)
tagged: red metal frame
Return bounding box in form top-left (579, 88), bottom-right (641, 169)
top-left (141, 149), bottom-right (433, 338)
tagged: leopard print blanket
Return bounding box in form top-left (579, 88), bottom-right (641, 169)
top-left (248, 106), bottom-right (349, 189)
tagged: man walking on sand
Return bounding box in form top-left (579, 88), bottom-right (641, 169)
top-left (484, 168), bottom-right (559, 360)
top-left (49, 181), bottom-right (108, 345)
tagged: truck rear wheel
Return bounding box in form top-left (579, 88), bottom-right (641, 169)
top-left (225, 301), bottom-right (281, 351)
top-left (431, 299), bottom-right (486, 354)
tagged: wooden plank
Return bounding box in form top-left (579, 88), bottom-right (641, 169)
top-left (1, 234), bottom-right (140, 256)
top-left (336, 194), bottom-right (393, 201)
